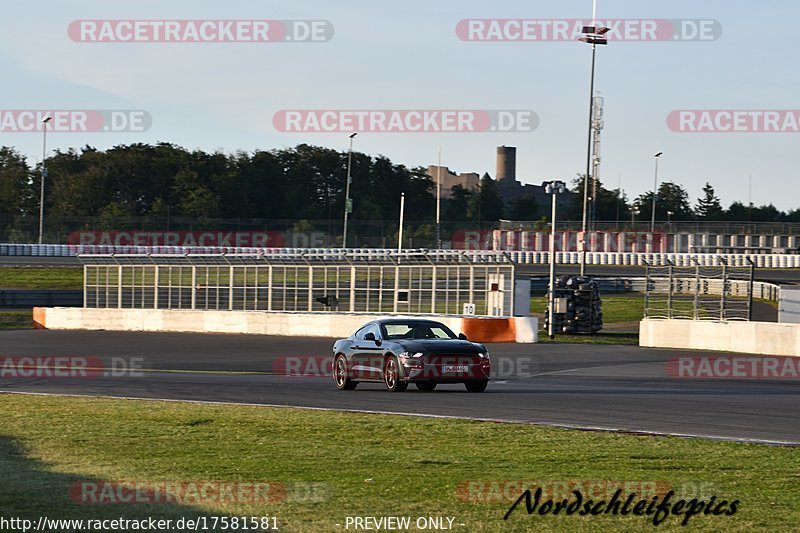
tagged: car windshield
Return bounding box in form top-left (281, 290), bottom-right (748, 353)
top-left (382, 321), bottom-right (457, 340)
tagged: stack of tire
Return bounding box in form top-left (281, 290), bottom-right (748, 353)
top-left (544, 275), bottom-right (603, 334)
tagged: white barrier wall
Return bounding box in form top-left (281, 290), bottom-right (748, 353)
top-left (639, 318), bottom-right (800, 356)
top-left (36, 308), bottom-right (538, 343)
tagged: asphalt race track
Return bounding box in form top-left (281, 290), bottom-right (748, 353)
top-left (1, 330), bottom-right (798, 445)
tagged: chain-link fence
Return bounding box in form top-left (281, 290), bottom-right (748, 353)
top-left (79, 250), bottom-right (516, 316)
top-left (644, 258), bottom-right (754, 321)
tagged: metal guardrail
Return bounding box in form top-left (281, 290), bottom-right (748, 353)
top-left (500, 220), bottom-right (800, 234)
top-left (4, 243), bottom-right (800, 269)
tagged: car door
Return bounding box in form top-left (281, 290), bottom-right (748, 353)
top-left (351, 323), bottom-right (384, 380)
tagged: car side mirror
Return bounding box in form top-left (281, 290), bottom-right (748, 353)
top-left (365, 332), bottom-right (377, 342)
top-left (458, 333), bottom-right (468, 340)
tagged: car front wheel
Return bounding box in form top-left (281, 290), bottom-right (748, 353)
top-left (384, 356), bottom-right (408, 392)
top-left (465, 380), bottom-right (488, 393)
top-left (415, 382), bottom-right (437, 391)
top-left (334, 355), bottom-right (357, 390)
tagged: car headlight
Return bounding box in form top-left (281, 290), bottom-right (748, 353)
top-left (478, 352), bottom-right (490, 363)
top-left (399, 352), bottom-right (424, 366)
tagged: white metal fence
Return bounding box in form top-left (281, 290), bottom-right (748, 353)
top-left (644, 259), bottom-right (755, 321)
top-left (531, 276), bottom-right (780, 302)
top-left (78, 251), bottom-right (516, 316)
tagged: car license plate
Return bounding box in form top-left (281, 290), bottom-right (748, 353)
top-left (443, 365), bottom-right (469, 373)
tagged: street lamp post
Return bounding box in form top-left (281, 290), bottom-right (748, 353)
top-left (631, 204), bottom-right (640, 226)
top-left (341, 132), bottom-right (357, 248)
top-left (544, 180), bottom-right (567, 340)
top-left (578, 8), bottom-right (609, 276)
top-left (436, 147), bottom-right (442, 249)
top-left (398, 192), bottom-right (406, 253)
top-left (38, 116), bottom-right (52, 245)
top-left (650, 151), bottom-right (663, 233)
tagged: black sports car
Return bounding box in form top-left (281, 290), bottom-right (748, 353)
top-left (332, 318), bottom-right (491, 392)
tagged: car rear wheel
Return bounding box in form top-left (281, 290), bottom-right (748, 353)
top-left (334, 355), bottom-right (357, 390)
top-left (384, 356), bottom-right (408, 392)
top-left (415, 382), bottom-right (437, 391)
top-left (465, 380), bottom-right (488, 393)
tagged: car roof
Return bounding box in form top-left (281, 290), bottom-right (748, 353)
top-left (375, 318), bottom-right (446, 326)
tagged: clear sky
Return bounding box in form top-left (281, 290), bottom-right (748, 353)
top-left (2, 1), bottom-right (798, 211)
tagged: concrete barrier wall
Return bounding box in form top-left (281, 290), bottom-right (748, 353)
top-left (34, 307), bottom-right (538, 343)
top-left (639, 318), bottom-right (800, 356)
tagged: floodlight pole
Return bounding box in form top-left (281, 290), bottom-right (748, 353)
top-left (436, 147), bottom-right (442, 249)
top-left (38, 116), bottom-right (52, 245)
top-left (580, 43), bottom-right (596, 276)
top-left (545, 180), bottom-right (566, 340)
top-left (650, 151), bottom-right (663, 233)
top-left (342, 132), bottom-right (357, 248)
top-left (578, 3), bottom-right (608, 276)
top-left (398, 192), bottom-right (406, 253)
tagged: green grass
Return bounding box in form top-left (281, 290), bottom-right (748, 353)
top-left (0, 311), bottom-right (33, 329)
top-left (536, 332), bottom-right (639, 345)
top-left (0, 394), bottom-right (797, 532)
top-left (531, 293), bottom-right (645, 324)
top-left (0, 267), bottom-right (83, 289)
top-left (531, 293), bottom-right (643, 344)
top-left (597, 294), bottom-right (646, 323)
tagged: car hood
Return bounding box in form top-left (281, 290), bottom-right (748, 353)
top-left (397, 339), bottom-right (484, 355)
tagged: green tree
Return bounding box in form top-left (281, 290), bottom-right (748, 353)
top-left (724, 201), bottom-right (749, 221)
top-left (723, 201), bottom-right (783, 222)
top-left (507, 192), bottom-right (539, 220)
top-left (749, 204), bottom-right (782, 222)
top-left (636, 181), bottom-right (693, 221)
top-left (695, 182), bottom-right (724, 220)
top-left (467, 175), bottom-right (504, 222)
top-left (568, 175), bottom-right (629, 222)
top-left (444, 185), bottom-right (473, 222)
top-left (0, 147), bottom-right (33, 237)
top-left (783, 208), bottom-right (800, 222)
top-left (172, 169), bottom-right (221, 219)
top-left (234, 149), bottom-right (288, 219)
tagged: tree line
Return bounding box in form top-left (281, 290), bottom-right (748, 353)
top-left (0, 142), bottom-right (797, 241)
top-left (562, 177), bottom-right (800, 223)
